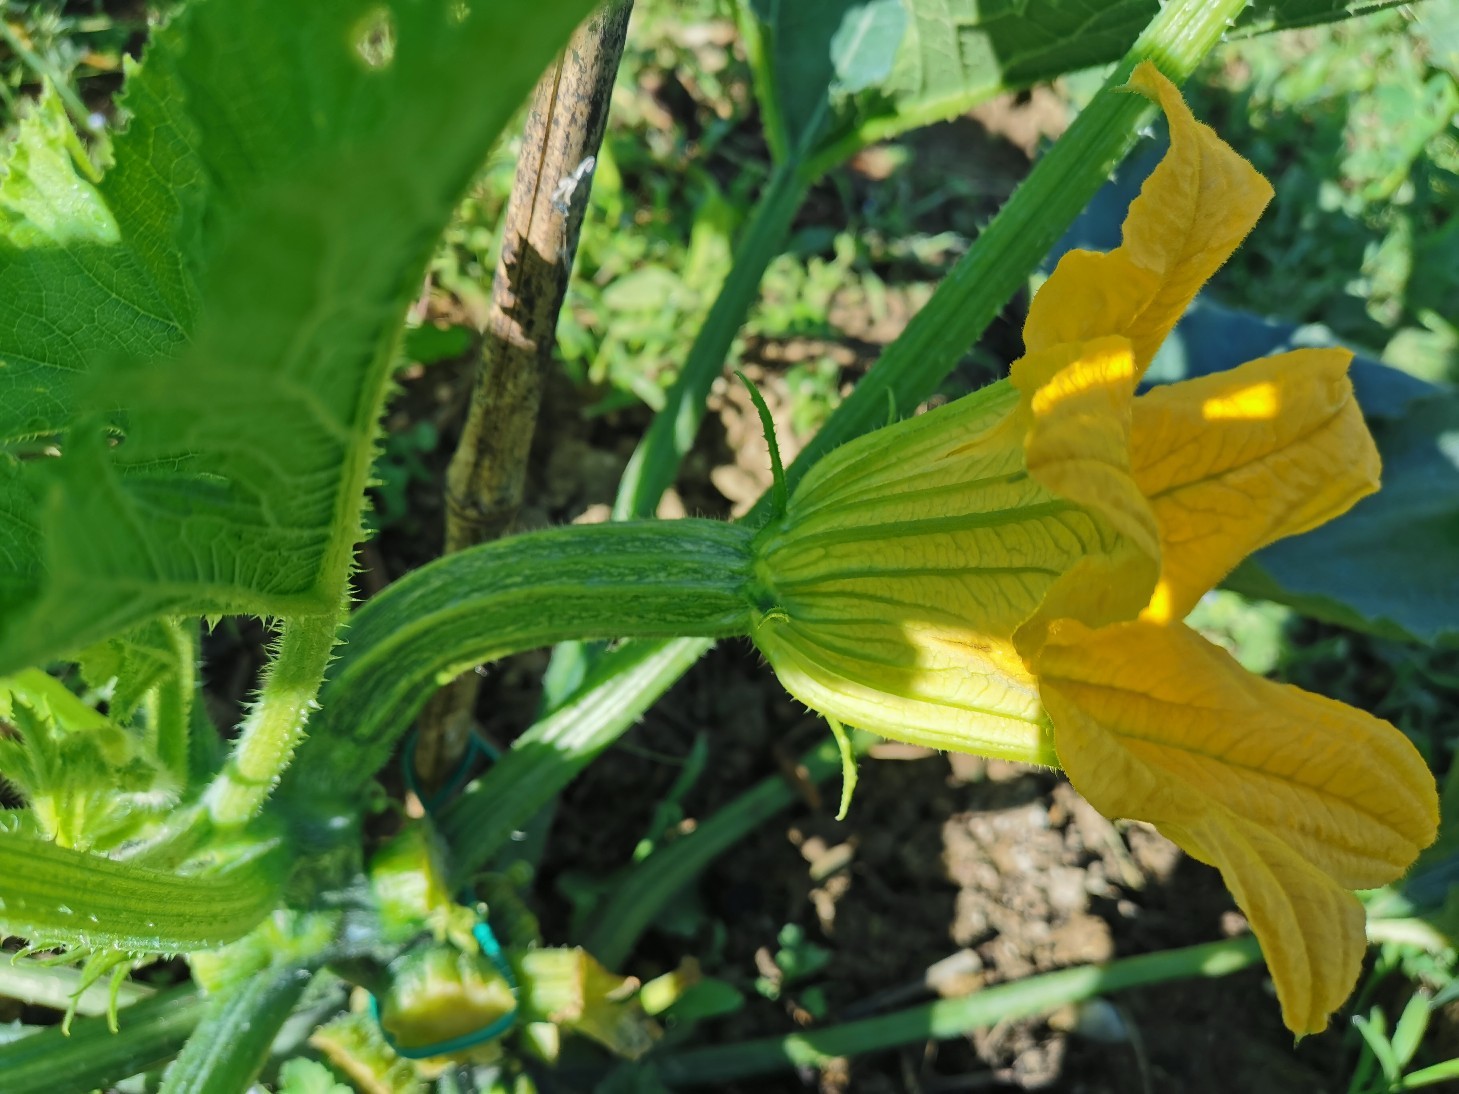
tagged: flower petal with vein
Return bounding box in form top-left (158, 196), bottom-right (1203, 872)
top-left (750, 61), bottom-right (1438, 1036)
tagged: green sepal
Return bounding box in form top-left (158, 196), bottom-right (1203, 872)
top-left (824, 715), bottom-right (858, 821)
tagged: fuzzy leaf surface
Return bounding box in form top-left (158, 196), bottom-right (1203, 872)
top-left (0, 0), bottom-right (594, 671)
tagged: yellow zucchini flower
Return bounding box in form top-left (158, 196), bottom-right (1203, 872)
top-left (750, 62), bottom-right (1438, 1035)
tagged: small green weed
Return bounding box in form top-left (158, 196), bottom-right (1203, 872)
top-left (1191, 10), bottom-right (1459, 382)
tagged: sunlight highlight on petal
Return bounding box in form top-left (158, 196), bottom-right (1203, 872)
top-left (1200, 380), bottom-right (1279, 420)
top-left (1011, 337), bottom-right (1161, 637)
top-left (1131, 348), bottom-right (1380, 621)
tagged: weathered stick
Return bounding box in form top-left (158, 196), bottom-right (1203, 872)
top-left (417, 0), bottom-right (633, 784)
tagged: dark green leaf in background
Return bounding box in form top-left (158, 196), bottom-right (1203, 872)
top-left (1235, 0), bottom-right (1422, 36)
top-left (1055, 136), bottom-right (1459, 646)
top-left (1228, 391), bottom-right (1459, 647)
top-left (782, 0), bottom-right (1434, 158)
top-left (876, 0), bottom-right (1153, 127)
top-left (747, 0), bottom-right (910, 154)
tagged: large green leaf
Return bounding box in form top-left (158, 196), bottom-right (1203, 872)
top-left (748, 0), bottom-right (1430, 159)
top-left (1236, 1), bottom-right (1418, 36)
top-left (747, 0), bottom-right (910, 154)
top-left (0, 0), bottom-right (595, 673)
top-left (873, 0), bottom-right (1152, 129)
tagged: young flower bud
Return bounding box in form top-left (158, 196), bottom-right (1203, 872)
top-left (748, 380), bottom-right (1114, 767)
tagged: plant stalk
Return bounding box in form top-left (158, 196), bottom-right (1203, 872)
top-left (158, 964), bottom-right (315, 1094)
top-left (442, 0), bottom-right (634, 548)
top-left (422, 0), bottom-right (635, 786)
top-left (0, 836), bottom-right (284, 953)
top-left (284, 519), bottom-right (755, 809)
top-left (150, 618), bottom-right (198, 788)
top-left (202, 606), bottom-right (345, 828)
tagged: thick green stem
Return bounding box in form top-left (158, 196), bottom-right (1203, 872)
top-left (159, 964), bottom-right (315, 1094)
top-left (0, 837), bottom-right (284, 953)
top-left (656, 937), bottom-right (1264, 1084)
top-left (439, 0), bottom-right (1251, 878)
top-left (0, 986), bottom-right (202, 1094)
top-left (612, 160), bottom-right (809, 520)
top-left (203, 608), bottom-right (345, 828)
top-left (285, 520), bottom-right (755, 807)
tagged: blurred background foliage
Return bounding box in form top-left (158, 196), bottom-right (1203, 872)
top-left (1191, 5), bottom-right (1459, 385)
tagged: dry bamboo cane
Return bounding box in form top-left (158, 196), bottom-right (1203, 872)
top-left (415, 0), bottom-right (634, 785)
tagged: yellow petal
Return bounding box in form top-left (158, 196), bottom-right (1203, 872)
top-left (1131, 348), bottom-right (1381, 622)
top-left (754, 614), bottom-right (1056, 764)
top-left (1010, 337), bottom-right (1161, 643)
top-left (1168, 810), bottom-right (1367, 1037)
top-left (1036, 618), bottom-right (1438, 1033)
top-left (1024, 62), bottom-right (1273, 375)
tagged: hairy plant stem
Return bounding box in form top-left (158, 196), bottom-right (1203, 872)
top-left (147, 618), bottom-right (197, 788)
top-left (285, 519), bottom-right (756, 809)
top-left (0, 836), bottom-right (283, 953)
top-left (203, 606), bottom-right (345, 828)
top-left (655, 937), bottom-right (1264, 1083)
top-left (438, 0), bottom-right (1252, 875)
